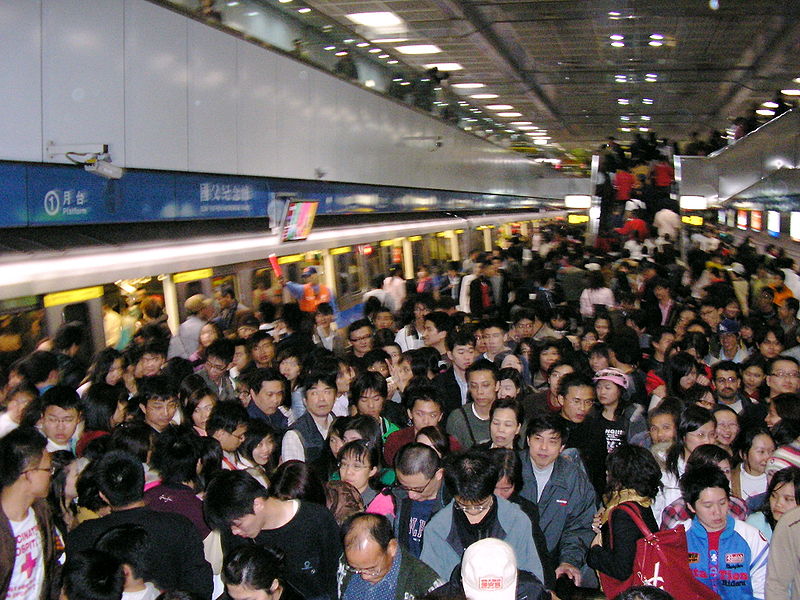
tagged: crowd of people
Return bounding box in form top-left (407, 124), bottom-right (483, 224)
top-left (5, 212), bottom-right (800, 600)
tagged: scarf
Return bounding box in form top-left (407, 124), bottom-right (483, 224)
top-left (600, 488), bottom-right (653, 525)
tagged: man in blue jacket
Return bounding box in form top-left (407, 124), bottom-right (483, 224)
top-left (420, 448), bottom-right (545, 585)
top-left (681, 465), bottom-right (769, 600)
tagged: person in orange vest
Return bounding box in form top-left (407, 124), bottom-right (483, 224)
top-left (281, 266), bottom-right (339, 315)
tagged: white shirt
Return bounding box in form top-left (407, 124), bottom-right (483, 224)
top-left (459, 274), bottom-right (477, 313)
top-left (653, 208), bottom-right (681, 239)
top-left (532, 462), bottom-right (555, 502)
top-left (7, 508), bottom-right (44, 600)
top-left (739, 464), bottom-right (768, 501)
top-left (280, 414), bottom-right (333, 463)
top-left (123, 582), bottom-right (160, 600)
top-left (0, 411), bottom-right (19, 438)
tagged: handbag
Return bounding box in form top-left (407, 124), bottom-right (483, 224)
top-left (598, 503), bottom-right (721, 600)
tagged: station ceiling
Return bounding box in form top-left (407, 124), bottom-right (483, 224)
top-left (301, 0), bottom-right (800, 149)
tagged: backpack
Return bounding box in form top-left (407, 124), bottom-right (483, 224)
top-left (597, 503), bottom-right (720, 600)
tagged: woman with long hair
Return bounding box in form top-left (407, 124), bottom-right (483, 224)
top-left (188, 321), bottom-right (223, 367)
top-left (239, 420), bottom-right (279, 488)
top-left (47, 450), bottom-right (80, 560)
top-left (580, 270), bottom-right (615, 320)
top-left (76, 383), bottom-right (128, 456)
top-left (182, 386), bottom-right (217, 437)
top-left (77, 347), bottom-right (127, 398)
top-left (746, 466), bottom-right (800, 540)
top-left (336, 439), bottom-right (394, 517)
top-left (731, 425), bottom-right (775, 501)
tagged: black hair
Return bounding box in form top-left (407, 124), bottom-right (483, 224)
top-left (525, 414), bottom-right (568, 443)
top-left (664, 352), bottom-right (699, 397)
top-left (62, 550), bottom-right (123, 600)
top-left (206, 402), bottom-right (249, 437)
top-left (196, 436), bottom-right (224, 490)
top-left (76, 458), bottom-right (109, 514)
top-left (204, 470), bottom-right (270, 530)
top-left (0, 426), bottom-right (47, 487)
top-left (611, 586), bottom-right (675, 600)
top-left (151, 426), bottom-right (200, 486)
top-left (480, 317), bottom-right (509, 333)
top-left (733, 425), bottom-right (774, 469)
top-left (338, 439), bottom-right (383, 483)
top-left (606, 445), bottom-right (663, 499)
top-left (445, 328), bottom-right (476, 352)
top-left (402, 383), bottom-right (443, 412)
top-left (489, 396), bottom-right (524, 425)
top-left (769, 355), bottom-right (800, 374)
top-left (239, 420), bottom-right (279, 475)
top-left (181, 386), bottom-right (217, 428)
top-left (107, 422), bottom-right (153, 463)
top-left (348, 318), bottom-right (375, 339)
top-left (676, 331), bottom-right (709, 361)
top-left (161, 358), bottom-right (194, 395)
top-left (363, 349), bottom-right (391, 369)
top-left (711, 360), bottom-right (741, 380)
top-left (497, 367), bottom-right (524, 397)
top-left (54, 321), bottom-right (86, 352)
top-left (87, 348), bottom-right (125, 388)
top-left (649, 326), bottom-right (675, 346)
top-left (222, 545), bottom-right (285, 592)
top-left (395, 442), bottom-right (441, 478)
top-left (686, 444), bottom-right (733, 470)
top-left (18, 350), bottom-right (58, 386)
top-left (762, 466), bottom-right (800, 529)
top-left (207, 338), bottom-right (235, 364)
top-left (83, 383), bottom-right (127, 432)
top-left (444, 448), bottom-right (499, 501)
top-left (680, 464), bottom-right (730, 506)
top-left (772, 393), bottom-right (800, 422)
top-left (341, 512), bottom-right (395, 551)
top-left (316, 302), bottom-right (334, 316)
top-left (141, 339), bottom-right (168, 359)
top-left (138, 375), bottom-right (176, 402)
top-left (95, 450), bottom-right (146, 507)
top-left (425, 311), bottom-right (452, 334)
top-left (302, 369), bottom-right (337, 393)
top-left (269, 460), bottom-right (326, 504)
top-left (490, 447), bottom-right (523, 492)
top-left (41, 384), bottom-right (81, 412)
top-left (416, 426), bottom-right (451, 458)
top-left (557, 371), bottom-right (594, 398)
top-left (344, 415), bottom-right (383, 452)
top-left (757, 325), bottom-right (785, 348)
top-left (47, 450), bottom-right (77, 535)
top-left (350, 371), bottom-right (388, 406)
top-left (248, 330), bottom-right (275, 350)
top-left (466, 358), bottom-right (499, 381)
top-left (95, 524), bottom-right (151, 581)
top-left (665, 405), bottom-right (716, 479)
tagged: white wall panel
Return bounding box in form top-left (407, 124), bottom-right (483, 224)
top-left (272, 55), bottom-right (311, 179)
top-left (125, 0), bottom-right (188, 170)
top-left (0, 0), bottom-right (42, 161)
top-left (42, 0), bottom-right (125, 164)
top-left (187, 22), bottom-right (237, 174)
top-left (237, 40), bottom-right (278, 176)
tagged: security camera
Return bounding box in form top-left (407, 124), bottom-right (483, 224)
top-left (85, 158), bottom-right (124, 180)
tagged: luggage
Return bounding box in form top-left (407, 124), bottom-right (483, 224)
top-left (598, 503), bottom-right (720, 600)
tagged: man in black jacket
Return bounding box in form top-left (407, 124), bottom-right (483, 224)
top-left (66, 451), bottom-right (212, 599)
top-left (433, 329), bottom-right (476, 419)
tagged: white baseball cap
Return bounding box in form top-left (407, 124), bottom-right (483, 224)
top-left (461, 538), bottom-right (517, 600)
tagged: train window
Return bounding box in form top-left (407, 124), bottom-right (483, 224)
top-left (62, 302), bottom-right (96, 361)
top-left (0, 298), bottom-right (45, 376)
top-left (334, 251), bottom-right (359, 296)
top-left (251, 268), bottom-right (275, 310)
top-left (362, 245), bottom-right (385, 290)
top-left (411, 239), bottom-right (424, 273)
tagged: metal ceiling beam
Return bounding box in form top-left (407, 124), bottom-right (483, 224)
top-left (428, 0), bottom-right (572, 135)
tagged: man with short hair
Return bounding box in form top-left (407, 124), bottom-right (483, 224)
top-left (433, 329), bottom-right (476, 418)
top-left (0, 427), bottom-right (56, 600)
top-left (95, 524), bottom-right (160, 600)
top-left (480, 318), bottom-right (511, 364)
top-left (392, 443), bottom-right (448, 557)
top-left (61, 550), bottom-right (123, 600)
top-left (281, 371), bottom-right (337, 462)
top-left (136, 376), bottom-right (179, 435)
top-left (207, 402), bottom-right (249, 470)
top-left (137, 340), bottom-right (167, 379)
top-left (338, 513), bottom-right (443, 600)
top-left (712, 319), bottom-right (750, 364)
top-left (205, 469), bottom-right (341, 600)
top-left (282, 266), bottom-right (337, 315)
top-left (18, 351), bottom-right (59, 393)
top-left (681, 465), bottom-right (768, 599)
top-left (741, 356), bottom-right (800, 431)
top-left (248, 330), bottom-right (276, 369)
top-left (199, 338), bottom-right (237, 402)
top-left (66, 450), bottom-right (212, 598)
top-left (215, 285), bottom-right (250, 335)
top-left (712, 361), bottom-right (752, 413)
top-left (778, 297), bottom-right (800, 348)
top-left (508, 309), bottom-right (536, 347)
top-left (420, 449), bottom-right (544, 583)
top-left (39, 385), bottom-right (82, 452)
top-left (246, 367), bottom-right (294, 433)
top-left (421, 311), bottom-right (451, 358)
top-left (53, 321), bottom-right (87, 389)
top-left (518, 415), bottom-right (595, 587)
top-left (346, 319), bottom-right (375, 371)
top-left (384, 386), bottom-right (460, 466)
top-left (469, 261), bottom-right (497, 319)
top-left (168, 293), bottom-right (213, 359)
top-left (446, 359), bottom-right (498, 448)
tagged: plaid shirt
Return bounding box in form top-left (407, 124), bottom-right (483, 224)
top-left (660, 495), bottom-right (748, 530)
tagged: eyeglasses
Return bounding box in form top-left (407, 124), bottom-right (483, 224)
top-left (206, 360), bottom-right (228, 372)
top-left (344, 563), bottom-right (385, 577)
top-left (43, 415), bottom-right (78, 425)
top-left (565, 398), bottom-right (594, 407)
top-left (350, 334), bottom-right (373, 343)
top-left (25, 466), bottom-right (55, 476)
top-left (771, 371), bottom-right (800, 379)
top-left (453, 497), bottom-right (493, 515)
top-left (714, 377), bottom-right (738, 384)
top-left (394, 477), bottom-right (433, 494)
top-left (338, 461), bottom-right (371, 471)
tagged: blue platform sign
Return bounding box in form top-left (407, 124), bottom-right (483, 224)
top-left (0, 163), bottom-right (28, 226)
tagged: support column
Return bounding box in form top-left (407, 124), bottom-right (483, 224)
top-left (321, 249), bottom-right (336, 293)
top-left (402, 238), bottom-right (414, 280)
top-left (163, 275), bottom-right (179, 335)
top-left (483, 228), bottom-right (492, 252)
top-left (448, 231), bottom-right (460, 262)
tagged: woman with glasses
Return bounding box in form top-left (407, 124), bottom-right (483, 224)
top-left (336, 439), bottom-right (395, 519)
top-left (713, 404), bottom-right (740, 455)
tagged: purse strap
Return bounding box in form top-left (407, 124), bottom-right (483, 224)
top-left (607, 502), bottom-right (656, 547)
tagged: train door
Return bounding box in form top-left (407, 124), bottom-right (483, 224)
top-left (43, 286), bottom-right (104, 361)
top-left (0, 296), bottom-right (46, 377)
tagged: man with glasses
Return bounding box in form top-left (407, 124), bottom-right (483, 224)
top-left (421, 449), bottom-right (545, 584)
top-left (338, 513), bottom-right (442, 600)
top-left (199, 339), bottom-right (237, 402)
top-left (742, 356), bottom-right (800, 431)
top-left (712, 361), bottom-right (752, 414)
top-left (207, 402), bottom-right (249, 470)
top-left (346, 319), bottom-right (375, 372)
top-left (38, 385), bottom-right (82, 453)
top-left (0, 427), bottom-right (56, 600)
top-left (391, 443), bottom-right (447, 557)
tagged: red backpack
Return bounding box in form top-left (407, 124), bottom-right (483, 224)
top-left (598, 503), bottom-right (721, 600)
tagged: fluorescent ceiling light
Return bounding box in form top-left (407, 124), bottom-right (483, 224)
top-left (517, 126), bottom-right (538, 130)
top-left (611, 42), bottom-right (625, 47)
top-left (762, 101), bottom-right (779, 108)
top-left (470, 93), bottom-right (498, 99)
top-left (646, 73), bottom-right (657, 78)
top-left (610, 34), bottom-right (625, 40)
top-left (356, 42), bottom-right (370, 47)
top-left (246, 11), bottom-right (259, 16)
top-left (620, 116), bottom-right (630, 121)
top-left (620, 127), bottom-right (631, 132)
top-left (650, 33), bottom-right (664, 40)
top-left (642, 98), bottom-right (653, 104)
top-left (378, 54), bottom-right (389, 59)
top-left (608, 11), bottom-right (621, 16)
top-left (423, 63), bottom-right (463, 71)
top-left (639, 127), bottom-right (649, 132)
top-left (324, 46), bottom-right (336, 51)
top-left (370, 38), bottom-right (408, 44)
top-left (641, 116), bottom-right (651, 121)
top-left (335, 51), bottom-right (348, 57)
top-left (297, 7), bottom-right (310, 13)
top-left (368, 48), bottom-right (382, 53)
top-left (396, 44), bottom-right (442, 55)
top-left (346, 12), bottom-right (403, 28)
top-left (486, 104), bottom-right (514, 110)
top-left (648, 41), bottom-right (663, 47)
top-left (509, 121), bottom-right (532, 125)
top-left (387, 60), bottom-right (398, 64)
top-left (756, 109), bottom-right (775, 116)
top-left (617, 98), bottom-right (629, 105)
top-left (497, 112), bottom-right (522, 117)
top-left (781, 89), bottom-right (800, 96)
top-left (565, 195), bottom-right (591, 209)
top-left (680, 195), bottom-right (707, 210)
top-left (452, 82), bottom-right (485, 89)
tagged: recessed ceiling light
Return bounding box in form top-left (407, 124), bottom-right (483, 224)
top-left (762, 101), bottom-right (779, 108)
top-left (781, 89), bottom-right (800, 96)
top-left (620, 127), bottom-right (631, 132)
top-left (278, 0), bottom-right (292, 3)
top-left (297, 7), bottom-right (310, 13)
top-left (611, 42), bottom-right (625, 47)
top-left (387, 60), bottom-right (398, 64)
top-left (639, 127), bottom-right (649, 132)
top-left (517, 126), bottom-right (538, 130)
top-left (756, 108), bottom-right (776, 116)
top-left (452, 82), bottom-right (485, 89)
top-left (346, 12), bottom-right (403, 27)
top-left (324, 46), bottom-right (336, 51)
top-left (646, 73), bottom-right (657, 78)
top-left (226, 1), bottom-right (240, 5)
top-left (343, 39), bottom-right (355, 44)
top-left (618, 99), bottom-right (629, 105)
top-left (378, 54), bottom-right (390, 59)
top-left (645, 77), bottom-right (657, 82)
top-left (370, 38), bottom-right (409, 44)
top-left (509, 121), bottom-right (532, 125)
top-left (400, 81), bottom-right (411, 86)
top-left (369, 48), bottom-right (382, 53)
top-left (650, 33), bottom-right (664, 40)
top-left (642, 98), bottom-right (654, 104)
top-left (497, 112), bottom-right (522, 117)
top-left (335, 51), bottom-right (349, 57)
top-left (396, 45), bottom-right (442, 55)
top-left (610, 34), bottom-right (625, 41)
top-left (246, 11), bottom-right (259, 16)
top-left (423, 63), bottom-right (463, 71)
top-left (356, 42), bottom-right (370, 48)
top-left (486, 104), bottom-right (514, 110)
top-left (620, 116), bottom-right (630, 121)
top-left (470, 93), bottom-right (498, 99)
top-left (641, 116), bottom-right (651, 121)
top-left (648, 41), bottom-right (663, 47)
